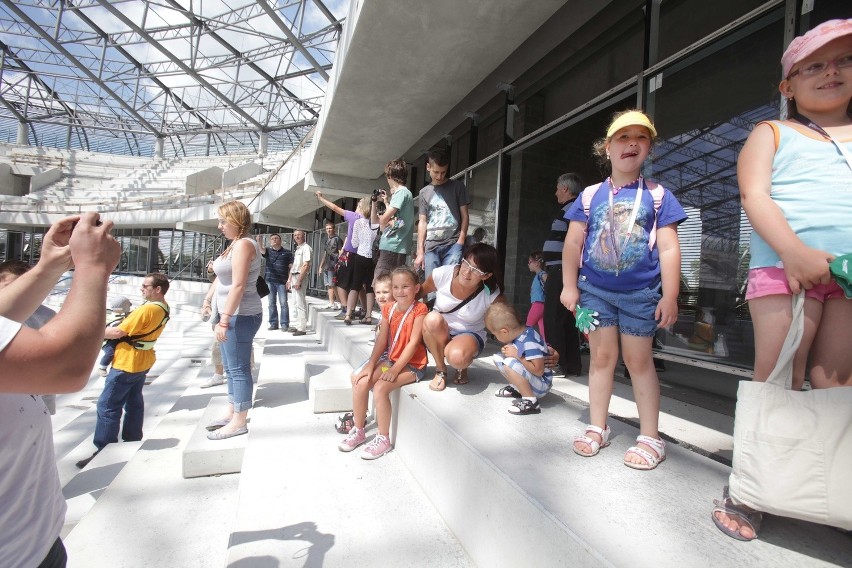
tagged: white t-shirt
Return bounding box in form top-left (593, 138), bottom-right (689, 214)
top-left (0, 316), bottom-right (66, 568)
top-left (431, 264), bottom-right (500, 341)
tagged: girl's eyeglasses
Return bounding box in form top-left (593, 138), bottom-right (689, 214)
top-left (461, 258), bottom-right (487, 277)
top-left (788, 53), bottom-right (852, 79)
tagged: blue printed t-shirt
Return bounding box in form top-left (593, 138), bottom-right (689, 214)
top-left (565, 180), bottom-right (687, 291)
top-left (380, 186), bottom-right (414, 254)
top-left (513, 326), bottom-right (553, 383)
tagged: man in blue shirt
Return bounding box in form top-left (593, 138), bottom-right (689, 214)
top-left (256, 233), bottom-right (293, 331)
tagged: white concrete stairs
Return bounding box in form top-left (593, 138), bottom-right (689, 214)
top-left (53, 294), bottom-right (852, 567)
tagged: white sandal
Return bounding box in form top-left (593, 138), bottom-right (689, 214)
top-left (573, 424), bottom-right (611, 457)
top-left (624, 435), bottom-right (666, 470)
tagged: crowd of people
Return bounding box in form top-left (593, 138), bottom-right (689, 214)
top-left (1, 20), bottom-right (850, 566)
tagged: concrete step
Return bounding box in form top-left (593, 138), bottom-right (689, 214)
top-left (225, 330), bottom-right (473, 567)
top-left (305, 354), bottom-right (355, 413)
top-left (182, 395), bottom-right (246, 478)
top-left (62, 381), bottom-right (240, 568)
top-left (391, 364), bottom-right (852, 567)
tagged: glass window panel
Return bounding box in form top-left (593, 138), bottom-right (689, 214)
top-left (658, 0), bottom-right (768, 60)
top-left (647, 12), bottom-right (784, 368)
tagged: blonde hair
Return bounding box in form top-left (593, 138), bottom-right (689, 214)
top-left (218, 201), bottom-right (252, 239)
top-left (357, 196), bottom-right (371, 217)
top-left (485, 302), bottom-right (521, 333)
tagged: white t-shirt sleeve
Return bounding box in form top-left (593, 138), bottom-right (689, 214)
top-left (0, 315), bottom-right (22, 352)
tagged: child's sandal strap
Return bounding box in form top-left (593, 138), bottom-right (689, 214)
top-left (572, 424), bottom-right (610, 457)
top-left (624, 436), bottom-right (666, 470)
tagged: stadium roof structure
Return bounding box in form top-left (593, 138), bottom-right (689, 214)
top-left (0, 0), bottom-right (345, 157)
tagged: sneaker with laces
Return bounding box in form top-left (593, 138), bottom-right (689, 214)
top-left (98, 367), bottom-right (108, 377)
top-left (361, 434), bottom-right (392, 460)
top-left (200, 373), bottom-right (226, 388)
top-left (338, 427), bottom-right (366, 452)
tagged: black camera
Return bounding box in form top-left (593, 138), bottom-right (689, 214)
top-left (371, 188), bottom-right (385, 202)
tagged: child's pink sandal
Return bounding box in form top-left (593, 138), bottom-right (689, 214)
top-left (572, 424), bottom-right (611, 457)
top-left (623, 435), bottom-right (666, 470)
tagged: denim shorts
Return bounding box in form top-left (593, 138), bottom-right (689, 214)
top-left (353, 354), bottom-right (425, 382)
top-left (578, 277), bottom-right (660, 337)
top-left (449, 330), bottom-right (485, 357)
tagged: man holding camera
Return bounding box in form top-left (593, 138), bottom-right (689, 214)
top-left (371, 158), bottom-right (414, 284)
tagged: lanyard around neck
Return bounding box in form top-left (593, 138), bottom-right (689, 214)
top-left (607, 177), bottom-right (644, 276)
top-left (791, 113), bottom-right (852, 172)
top-left (388, 302), bottom-right (415, 355)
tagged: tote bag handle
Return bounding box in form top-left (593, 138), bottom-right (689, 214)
top-left (764, 292), bottom-right (805, 390)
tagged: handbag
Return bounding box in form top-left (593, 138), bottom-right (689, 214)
top-left (256, 275), bottom-right (270, 298)
top-left (728, 292), bottom-right (852, 530)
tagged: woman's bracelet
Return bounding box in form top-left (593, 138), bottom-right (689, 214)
top-left (217, 322), bottom-right (229, 328)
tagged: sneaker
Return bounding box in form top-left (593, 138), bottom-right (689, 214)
top-left (98, 367), bottom-right (108, 377)
top-left (508, 398), bottom-right (541, 415)
top-left (361, 434), bottom-right (392, 460)
top-left (200, 374), bottom-right (226, 388)
top-left (550, 366), bottom-right (567, 378)
top-left (338, 427), bottom-right (366, 452)
top-left (495, 385), bottom-right (521, 398)
top-left (268, 324), bottom-right (279, 330)
top-left (286, 327), bottom-right (297, 332)
top-left (292, 330), bottom-right (307, 336)
top-left (323, 303), bottom-right (335, 310)
top-left (333, 302), bottom-right (342, 310)
top-left (367, 338), bottom-right (375, 346)
top-left (334, 311), bottom-right (347, 320)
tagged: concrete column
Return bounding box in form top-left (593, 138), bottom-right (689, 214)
top-left (16, 122), bottom-right (28, 145)
top-left (259, 132), bottom-right (268, 156)
top-left (155, 138), bottom-right (164, 159)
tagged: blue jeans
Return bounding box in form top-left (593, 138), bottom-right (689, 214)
top-left (98, 340), bottom-right (118, 368)
top-left (267, 282), bottom-right (288, 328)
top-left (220, 313), bottom-right (262, 412)
top-left (424, 242), bottom-right (464, 281)
top-left (94, 367), bottom-right (148, 450)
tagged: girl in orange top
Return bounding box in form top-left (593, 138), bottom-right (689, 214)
top-left (338, 266), bottom-right (428, 459)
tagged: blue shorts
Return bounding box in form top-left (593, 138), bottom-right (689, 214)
top-left (578, 277), bottom-right (660, 337)
top-left (492, 355), bottom-right (552, 397)
top-left (353, 354), bottom-right (425, 382)
top-left (450, 330), bottom-right (485, 358)
top-left (322, 269), bottom-right (335, 287)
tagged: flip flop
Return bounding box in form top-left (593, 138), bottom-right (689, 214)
top-left (452, 368), bottom-right (469, 385)
top-left (428, 370), bottom-right (447, 391)
top-left (711, 486), bottom-right (762, 541)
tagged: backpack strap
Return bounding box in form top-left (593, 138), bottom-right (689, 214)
top-left (119, 301), bottom-right (170, 349)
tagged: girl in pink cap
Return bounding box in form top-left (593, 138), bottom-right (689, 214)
top-left (712, 19), bottom-right (852, 541)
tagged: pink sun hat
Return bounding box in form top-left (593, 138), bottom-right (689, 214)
top-left (781, 18), bottom-right (852, 79)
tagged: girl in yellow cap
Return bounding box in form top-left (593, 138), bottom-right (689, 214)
top-left (560, 109), bottom-right (687, 471)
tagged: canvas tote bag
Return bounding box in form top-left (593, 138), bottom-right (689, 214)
top-left (728, 292), bottom-right (852, 530)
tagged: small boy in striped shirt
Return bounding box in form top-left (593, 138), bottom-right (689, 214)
top-left (485, 302), bottom-right (553, 415)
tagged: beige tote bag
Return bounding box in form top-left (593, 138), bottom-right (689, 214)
top-left (729, 292), bottom-right (852, 530)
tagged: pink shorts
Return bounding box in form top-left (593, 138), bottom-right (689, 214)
top-left (746, 267), bottom-right (845, 302)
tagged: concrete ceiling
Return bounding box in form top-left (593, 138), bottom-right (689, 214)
top-left (309, 0), bottom-right (567, 181)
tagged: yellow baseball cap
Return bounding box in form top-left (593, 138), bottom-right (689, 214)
top-left (606, 111), bottom-right (657, 139)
